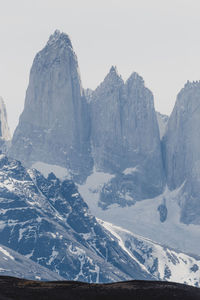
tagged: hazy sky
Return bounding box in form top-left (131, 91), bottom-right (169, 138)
top-left (1, 0), bottom-right (200, 134)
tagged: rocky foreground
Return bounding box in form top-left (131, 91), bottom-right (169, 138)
top-left (0, 277), bottom-right (200, 300)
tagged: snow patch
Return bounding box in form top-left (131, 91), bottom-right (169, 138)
top-left (123, 167), bottom-right (138, 175)
top-left (0, 247), bottom-right (14, 260)
top-left (78, 167), bottom-right (114, 212)
top-left (81, 183), bottom-right (200, 256)
top-left (32, 161), bottom-right (70, 180)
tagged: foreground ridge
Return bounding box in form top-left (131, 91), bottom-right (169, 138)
top-left (0, 276), bottom-right (199, 300)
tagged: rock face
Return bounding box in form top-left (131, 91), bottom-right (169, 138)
top-left (156, 112), bottom-right (168, 139)
top-left (10, 30), bottom-right (165, 206)
top-left (163, 81), bottom-right (200, 224)
top-left (0, 97), bottom-right (11, 151)
top-left (90, 67), bottom-right (165, 206)
top-left (0, 154), bottom-right (153, 282)
top-left (10, 30), bottom-right (93, 182)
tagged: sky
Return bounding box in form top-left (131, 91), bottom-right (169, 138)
top-left (1, 0), bottom-right (200, 134)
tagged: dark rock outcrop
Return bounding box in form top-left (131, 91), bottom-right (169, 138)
top-left (0, 277), bottom-right (199, 300)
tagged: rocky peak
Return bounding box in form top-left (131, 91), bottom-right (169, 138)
top-left (47, 29), bottom-right (73, 49)
top-left (163, 81), bottom-right (200, 224)
top-left (105, 65), bottom-right (123, 84)
top-left (90, 67), bottom-right (164, 204)
top-left (126, 72), bottom-right (144, 86)
top-left (0, 97), bottom-right (11, 141)
top-left (9, 30), bottom-right (93, 182)
top-left (163, 80), bottom-right (200, 187)
top-left (91, 66), bottom-right (123, 101)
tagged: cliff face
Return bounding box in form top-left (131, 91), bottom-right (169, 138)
top-left (10, 30), bottom-right (93, 182)
top-left (163, 81), bottom-right (200, 224)
top-left (10, 31), bottom-right (165, 205)
top-left (0, 97), bottom-right (11, 152)
top-left (90, 68), bottom-right (165, 205)
top-left (156, 112), bottom-right (168, 139)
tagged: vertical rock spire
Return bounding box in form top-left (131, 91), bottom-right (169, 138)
top-left (10, 30), bottom-right (93, 182)
top-left (163, 81), bottom-right (200, 224)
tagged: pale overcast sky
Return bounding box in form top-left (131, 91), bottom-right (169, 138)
top-left (1, 0), bottom-right (200, 133)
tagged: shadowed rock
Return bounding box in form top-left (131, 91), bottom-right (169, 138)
top-left (0, 277), bottom-right (200, 300)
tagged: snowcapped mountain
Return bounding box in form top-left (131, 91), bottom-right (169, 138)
top-left (10, 30), bottom-right (93, 183)
top-left (0, 154), bottom-right (199, 286)
top-left (0, 154), bottom-right (154, 282)
top-left (0, 244), bottom-right (63, 280)
top-left (6, 30), bottom-right (200, 285)
top-left (99, 220), bottom-right (200, 287)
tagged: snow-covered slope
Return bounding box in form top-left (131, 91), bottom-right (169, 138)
top-left (1, 154), bottom-right (199, 286)
top-left (100, 220), bottom-right (200, 287)
top-left (32, 161), bottom-right (70, 179)
top-left (79, 176), bottom-right (200, 256)
top-left (0, 154), bottom-right (154, 283)
top-left (0, 244), bottom-right (63, 280)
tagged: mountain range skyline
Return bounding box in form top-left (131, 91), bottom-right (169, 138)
top-left (0, 27), bottom-right (200, 289)
top-left (2, 0), bottom-right (200, 133)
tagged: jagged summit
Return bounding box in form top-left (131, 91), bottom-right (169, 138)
top-left (176, 80), bottom-right (200, 98)
top-left (91, 66), bottom-right (123, 100)
top-left (105, 65), bottom-right (123, 82)
top-left (47, 29), bottom-right (72, 48)
top-left (90, 62), bottom-right (164, 204)
top-left (109, 65), bottom-right (119, 74)
top-left (126, 72), bottom-right (144, 86)
top-left (184, 80), bottom-right (200, 88)
top-left (0, 97), bottom-right (10, 141)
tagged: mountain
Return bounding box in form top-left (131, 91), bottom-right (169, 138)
top-left (162, 81), bottom-right (200, 224)
top-left (90, 67), bottom-right (165, 207)
top-left (10, 30), bottom-right (165, 206)
top-left (0, 154), bottom-right (199, 286)
top-left (8, 30), bottom-right (200, 280)
top-left (100, 220), bottom-right (200, 287)
top-left (0, 154), bottom-right (154, 283)
top-left (0, 97), bottom-right (11, 151)
top-left (9, 30), bottom-right (93, 183)
top-left (79, 174), bottom-right (200, 257)
top-left (156, 112), bottom-right (168, 139)
top-left (0, 244), bottom-right (63, 280)
top-left (0, 277), bottom-right (200, 300)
